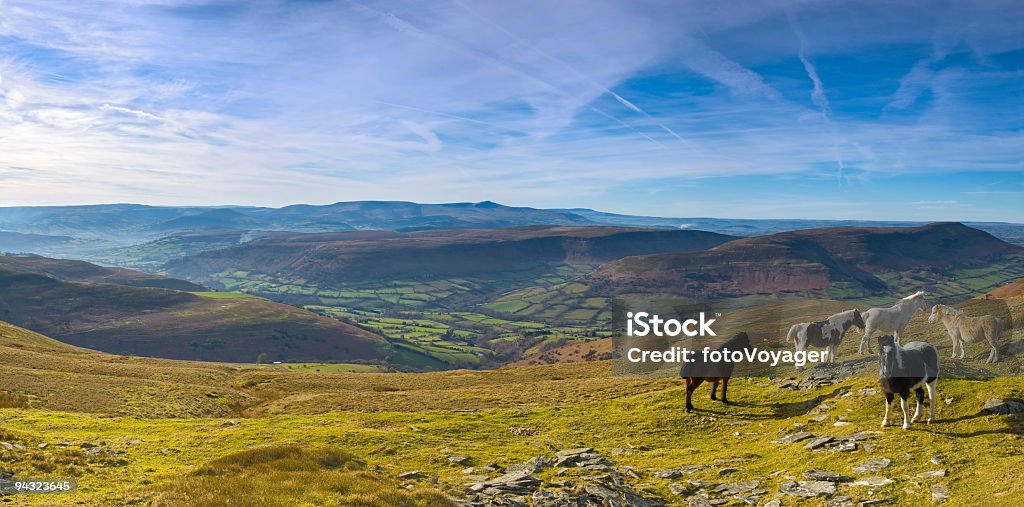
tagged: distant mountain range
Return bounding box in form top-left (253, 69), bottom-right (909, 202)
top-left (1, 202), bottom-right (1021, 258)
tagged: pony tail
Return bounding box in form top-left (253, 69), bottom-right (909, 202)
top-left (787, 324), bottom-right (798, 343)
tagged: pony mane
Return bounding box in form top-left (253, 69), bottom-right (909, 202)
top-left (901, 291), bottom-right (926, 301)
top-left (937, 304), bottom-right (965, 316)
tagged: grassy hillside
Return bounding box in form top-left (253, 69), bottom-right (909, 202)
top-left (0, 254), bottom-right (204, 291)
top-left (0, 259), bottom-right (390, 364)
top-left (1, 314), bottom-right (1022, 506)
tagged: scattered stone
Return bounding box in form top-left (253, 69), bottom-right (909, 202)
top-left (654, 469), bottom-right (681, 479)
top-left (810, 414), bottom-right (829, 423)
top-left (847, 431), bottom-right (880, 441)
top-left (838, 442), bottom-right (858, 452)
top-left (860, 499), bottom-right (891, 506)
top-left (37, 443), bottom-right (47, 449)
top-left (803, 436), bottom-right (835, 450)
top-left (718, 480), bottom-right (760, 494)
top-left (687, 479), bottom-right (721, 488)
top-left (853, 458), bottom-right (891, 473)
top-left (667, 483), bottom-right (688, 496)
top-left (718, 467), bottom-right (739, 475)
top-left (833, 421), bottom-right (852, 427)
top-left (398, 471), bottom-right (422, 480)
top-left (764, 500), bottom-right (782, 507)
top-left (930, 456), bottom-right (944, 465)
top-left (827, 496), bottom-right (854, 507)
top-left (448, 455), bottom-right (471, 466)
top-left (779, 480), bottom-right (837, 498)
top-left (0, 442), bottom-right (13, 451)
top-left (803, 470), bottom-right (853, 483)
top-left (80, 442), bottom-right (97, 449)
top-left (862, 443), bottom-right (876, 452)
top-left (932, 484), bottom-right (950, 501)
top-left (773, 431), bottom-right (814, 444)
top-left (553, 448), bottom-right (596, 467)
top-left (918, 469), bottom-right (947, 478)
top-left (852, 476), bottom-right (893, 487)
top-left (981, 398), bottom-right (1024, 415)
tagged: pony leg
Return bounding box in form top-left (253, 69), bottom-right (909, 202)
top-left (685, 378), bottom-right (703, 413)
top-left (860, 328), bottom-right (873, 355)
top-left (926, 381), bottom-right (937, 424)
top-left (950, 334), bottom-right (958, 359)
top-left (900, 394), bottom-right (912, 430)
top-left (881, 392), bottom-right (894, 427)
top-left (710, 381), bottom-right (719, 400)
top-left (720, 378), bottom-right (730, 404)
top-left (912, 388), bottom-right (925, 422)
top-left (959, 339), bottom-right (966, 359)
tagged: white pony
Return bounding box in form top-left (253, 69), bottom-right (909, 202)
top-left (929, 304), bottom-right (1004, 363)
top-left (858, 291), bottom-right (929, 355)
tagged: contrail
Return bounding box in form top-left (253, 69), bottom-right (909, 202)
top-left (787, 11), bottom-right (845, 181)
top-left (449, 0), bottom-right (699, 153)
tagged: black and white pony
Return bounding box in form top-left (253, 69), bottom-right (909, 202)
top-left (859, 291), bottom-right (930, 354)
top-left (786, 309), bottom-right (865, 366)
top-left (877, 335), bottom-right (938, 430)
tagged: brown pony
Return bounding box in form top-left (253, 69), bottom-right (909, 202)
top-left (680, 332), bottom-right (751, 412)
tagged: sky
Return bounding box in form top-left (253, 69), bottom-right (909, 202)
top-left (0, 0), bottom-right (1021, 221)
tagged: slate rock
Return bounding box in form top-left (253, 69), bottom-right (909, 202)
top-left (852, 476), bottom-right (893, 487)
top-left (852, 458), bottom-right (891, 473)
top-left (803, 436), bottom-right (835, 450)
top-left (980, 398), bottom-right (1024, 415)
top-left (803, 470), bottom-right (853, 483)
top-left (779, 480), bottom-right (837, 497)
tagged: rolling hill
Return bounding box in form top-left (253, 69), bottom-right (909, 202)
top-left (585, 222), bottom-right (1024, 300)
top-left (88, 229), bottom-right (255, 270)
top-left (0, 256), bottom-right (390, 363)
top-left (163, 226), bottom-right (738, 287)
top-left (0, 254), bottom-right (205, 291)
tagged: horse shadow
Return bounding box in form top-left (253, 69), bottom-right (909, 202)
top-left (927, 401), bottom-right (1024, 437)
top-left (681, 386), bottom-right (848, 421)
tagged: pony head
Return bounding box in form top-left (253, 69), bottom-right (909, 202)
top-left (903, 291), bottom-right (928, 312)
top-left (928, 305), bottom-right (939, 323)
top-left (852, 309), bottom-right (866, 330)
top-left (877, 335), bottom-right (898, 376)
top-left (732, 332), bottom-right (751, 349)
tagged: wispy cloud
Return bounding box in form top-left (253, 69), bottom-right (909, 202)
top-left (0, 0), bottom-right (1020, 221)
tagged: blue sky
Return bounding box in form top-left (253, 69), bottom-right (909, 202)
top-left (0, 0), bottom-right (1021, 221)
